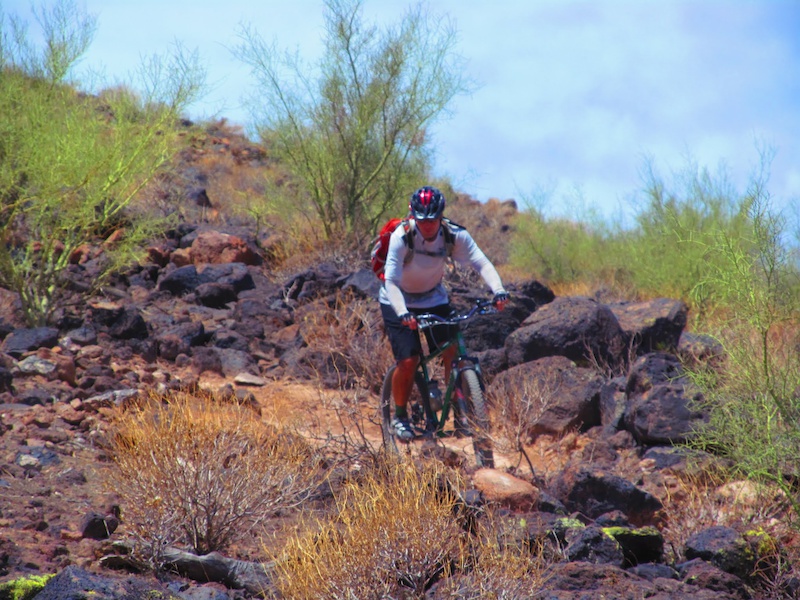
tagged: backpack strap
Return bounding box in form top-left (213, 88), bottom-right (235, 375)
top-left (441, 217), bottom-right (460, 258)
top-left (400, 219), bottom-right (415, 265)
top-left (403, 217), bottom-right (460, 263)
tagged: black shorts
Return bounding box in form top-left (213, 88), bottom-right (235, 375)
top-left (381, 303), bottom-right (457, 361)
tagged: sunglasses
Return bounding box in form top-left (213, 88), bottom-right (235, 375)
top-left (412, 213), bottom-right (442, 221)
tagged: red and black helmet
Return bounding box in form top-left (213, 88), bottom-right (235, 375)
top-left (409, 186), bottom-right (446, 220)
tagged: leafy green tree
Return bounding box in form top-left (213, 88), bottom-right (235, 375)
top-left (0, 0), bottom-right (204, 325)
top-left (235, 0), bottom-right (469, 243)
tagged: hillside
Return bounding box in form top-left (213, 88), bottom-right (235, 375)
top-left (0, 121), bottom-right (798, 600)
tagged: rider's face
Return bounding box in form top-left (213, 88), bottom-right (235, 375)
top-left (417, 217), bottom-right (441, 241)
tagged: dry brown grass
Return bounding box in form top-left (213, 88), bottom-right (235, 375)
top-left (299, 290), bottom-right (394, 391)
top-left (104, 389), bottom-right (325, 567)
top-left (433, 513), bottom-right (553, 599)
top-left (487, 368), bottom-right (559, 475)
top-left (268, 459), bottom-right (468, 599)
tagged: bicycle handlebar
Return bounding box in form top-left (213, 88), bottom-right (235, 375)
top-left (416, 299), bottom-right (498, 330)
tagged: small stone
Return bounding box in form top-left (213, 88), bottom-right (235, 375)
top-left (234, 373), bottom-right (266, 386)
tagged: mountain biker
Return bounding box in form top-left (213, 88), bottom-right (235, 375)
top-left (379, 185), bottom-right (509, 442)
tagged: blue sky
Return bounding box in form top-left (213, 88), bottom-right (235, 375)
top-left (7, 1), bottom-right (800, 224)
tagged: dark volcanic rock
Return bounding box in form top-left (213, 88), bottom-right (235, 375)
top-left (0, 327), bottom-right (59, 357)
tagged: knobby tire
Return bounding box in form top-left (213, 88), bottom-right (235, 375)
top-left (380, 366), bottom-right (399, 456)
top-left (457, 369), bottom-right (494, 468)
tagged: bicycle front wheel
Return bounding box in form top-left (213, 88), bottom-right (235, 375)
top-left (457, 369), bottom-right (494, 468)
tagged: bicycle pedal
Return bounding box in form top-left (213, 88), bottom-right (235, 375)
top-left (393, 433), bottom-right (413, 444)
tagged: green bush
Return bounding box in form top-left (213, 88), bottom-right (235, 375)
top-left (625, 158), bottom-right (756, 310)
top-left (685, 185), bottom-right (800, 519)
top-left (508, 154), bottom-right (786, 310)
top-left (509, 210), bottom-right (625, 294)
top-left (0, 1), bottom-right (203, 325)
top-left (235, 0), bottom-right (470, 244)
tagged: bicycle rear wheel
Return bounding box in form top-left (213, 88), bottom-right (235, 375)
top-left (456, 368), bottom-right (494, 468)
top-left (380, 366), bottom-right (400, 456)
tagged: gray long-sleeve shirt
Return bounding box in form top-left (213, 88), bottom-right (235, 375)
top-left (379, 219), bottom-right (506, 316)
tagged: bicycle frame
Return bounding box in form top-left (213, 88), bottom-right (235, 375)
top-left (380, 298), bottom-right (496, 467)
top-left (414, 301), bottom-right (491, 437)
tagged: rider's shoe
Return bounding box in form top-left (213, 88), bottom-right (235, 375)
top-left (391, 417), bottom-right (415, 443)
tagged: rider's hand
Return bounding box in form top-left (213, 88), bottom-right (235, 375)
top-left (399, 312), bottom-right (418, 330)
top-left (493, 292), bottom-right (510, 311)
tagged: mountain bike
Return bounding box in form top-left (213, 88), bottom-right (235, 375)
top-left (380, 299), bottom-right (496, 468)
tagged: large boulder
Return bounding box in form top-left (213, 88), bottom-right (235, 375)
top-left (505, 296), bottom-right (628, 369)
top-left (624, 382), bottom-right (707, 445)
top-left (282, 262), bottom-right (346, 304)
top-left (684, 526), bottom-right (760, 580)
top-left (490, 356), bottom-right (604, 438)
top-left (550, 467), bottom-right (663, 525)
top-left (0, 327), bottom-right (59, 358)
top-left (155, 321), bottom-right (207, 361)
top-left (157, 263), bottom-right (255, 296)
top-left (625, 352), bottom-right (686, 396)
top-left (608, 297), bottom-right (688, 354)
top-left (565, 525), bottom-right (626, 566)
top-left (472, 468), bottom-right (540, 511)
top-left (178, 228), bottom-right (262, 266)
top-left (31, 565), bottom-right (181, 600)
top-left (449, 281), bottom-right (550, 351)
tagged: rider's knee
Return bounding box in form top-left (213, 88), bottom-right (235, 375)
top-left (396, 355), bottom-right (419, 375)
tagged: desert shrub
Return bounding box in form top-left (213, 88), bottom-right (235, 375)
top-left (623, 157), bottom-right (758, 309)
top-left (684, 182), bottom-right (800, 520)
top-left (488, 369), bottom-right (558, 475)
top-left (433, 514), bottom-right (552, 599)
top-left (509, 209), bottom-right (634, 299)
top-left (104, 389), bottom-right (324, 567)
top-left (236, 0), bottom-right (469, 243)
top-left (270, 459), bottom-right (468, 599)
top-left (299, 290), bottom-right (394, 390)
top-left (507, 153), bottom-right (786, 305)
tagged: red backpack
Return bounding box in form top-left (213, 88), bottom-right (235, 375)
top-left (370, 217), bottom-right (457, 281)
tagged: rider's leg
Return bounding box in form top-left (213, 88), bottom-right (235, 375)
top-left (392, 354), bottom-right (420, 417)
top-left (381, 303), bottom-right (422, 420)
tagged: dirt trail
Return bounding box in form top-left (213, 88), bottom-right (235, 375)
top-left (196, 374), bottom-right (582, 477)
